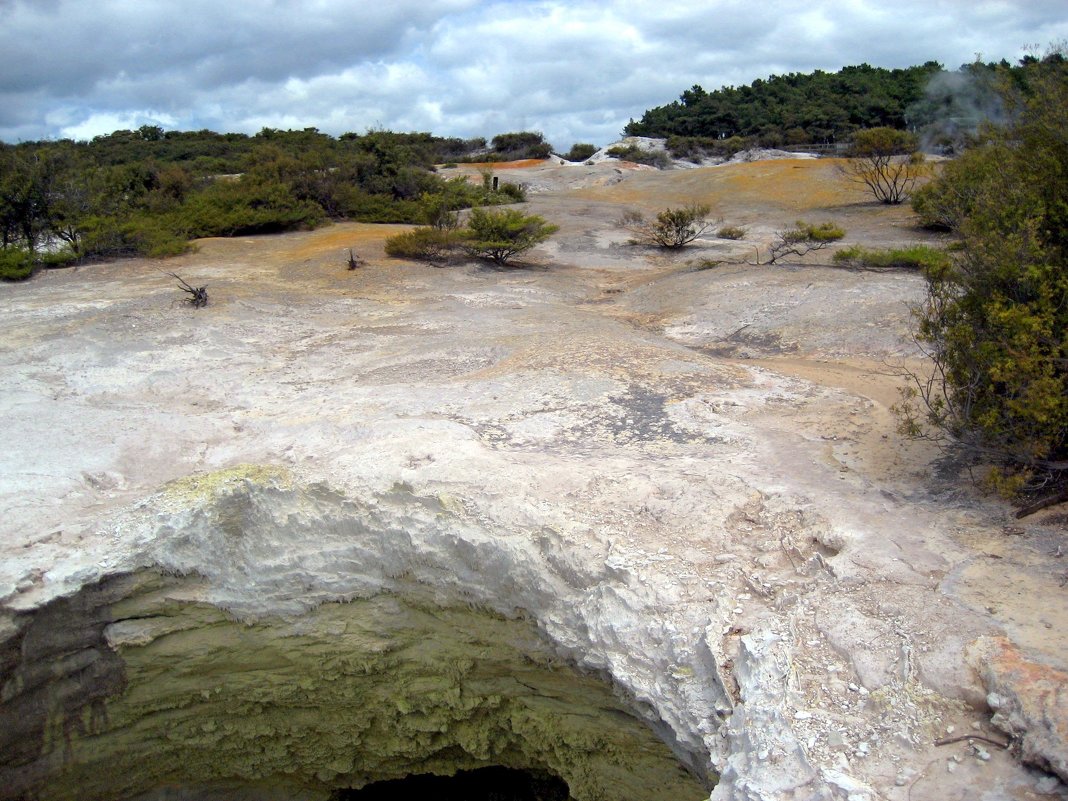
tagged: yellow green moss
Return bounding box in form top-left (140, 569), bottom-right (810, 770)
top-left (37, 583), bottom-right (710, 801)
top-left (161, 464), bottom-right (293, 507)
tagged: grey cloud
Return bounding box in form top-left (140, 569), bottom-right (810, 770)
top-left (2, 0), bottom-right (1066, 145)
top-left (1, 0), bottom-right (473, 96)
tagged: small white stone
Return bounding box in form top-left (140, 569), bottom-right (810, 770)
top-left (945, 725), bottom-right (955, 734)
top-left (848, 682), bottom-right (859, 692)
top-left (794, 710), bottom-right (813, 720)
top-left (947, 761), bottom-right (957, 774)
top-left (976, 748), bottom-right (991, 762)
top-left (1036, 776), bottom-right (1059, 793)
top-left (757, 749), bottom-right (770, 760)
top-left (896, 768), bottom-right (916, 785)
top-left (986, 692), bottom-right (1004, 710)
top-left (733, 607), bottom-right (744, 614)
top-left (972, 721), bottom-right (982, 730)
top-left (714, 554), bottom-right (735, 563)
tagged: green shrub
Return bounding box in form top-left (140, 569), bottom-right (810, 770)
top-left (495, 182), bottom-right (526, 202)
top-left (911, 152), bottom-right (998, 230)
top-left (79, 214), bottom-right (190, 259)
top-left (384, 228), bottom-right (465, 262)
top-left (716, 225), bottom-right (747, 240)
top-left (796, 221), bottom-right (846, 242)
top-left (175, 178), bottom-right (325, 236)
top-left (564, 143), bottom-right (598, 162)
top-left (336, 189), bottom-right (426, 223)
top-left (666, 135), bottom-right (751, 162)
top-left (37, 250), bottom-right (79, 269)
top-left (832, 244), bottom-right (950, 271)
top-left (896, 60), bottom-right (1068, 498)
top-left (489, 132), bottom-right (552, 160)
top-left (0, 248), bottom-right (35, 281)
top-left (605, 144), bottom-right (671, 169)
top-left (464, 208), bottom-right (558, 265)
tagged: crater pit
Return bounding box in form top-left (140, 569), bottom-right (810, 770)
top-left (0, 474), bottom-right (715, 801)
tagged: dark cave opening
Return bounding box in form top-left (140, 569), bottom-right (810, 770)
top-left (334, 766), bottom-right (571, 801)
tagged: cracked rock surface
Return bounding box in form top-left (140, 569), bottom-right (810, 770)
top-left (2, 158), bottom-right (1066, 800)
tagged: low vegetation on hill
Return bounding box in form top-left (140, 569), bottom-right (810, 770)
top-left (0, 128), bottom-right (526, 276)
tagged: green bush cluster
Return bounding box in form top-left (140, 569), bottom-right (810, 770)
top-left (384, 208), bottom-right (557, 266)
top-left (464, 208), bottom-right (559, 264)
top-left (666, 135), bottom-right (749, 162)
top-left (794, 221), bottom-right (846, 242)
top-left (488, 132), bottom-right (553, 161)
top-left (898, 56), bottom-right (1068, 498)
top-left (383, 228), bottom-right (465, 263)
top-left (79, 214), bottom-right (191, 258)
top-left (605, 145), bottom-right (671, 169)
top-left (0, 247), bottom-right (34, 281)
top-left (832, 244), bottom-right (949, 271)
top-left (171, 178), bottom-right (325, 237)
top-left (564, 143), bottom-right (598, 162)
top-left (716, 225), bottom-right (747, 240)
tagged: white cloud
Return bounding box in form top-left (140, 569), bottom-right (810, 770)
top-left (59, 110), bottom-right (178, 141)
top-left (1, 0), bottom-right (1066, 146)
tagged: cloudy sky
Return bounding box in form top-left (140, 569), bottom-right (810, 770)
top-left (2, 0), bottom-right (1066, 148)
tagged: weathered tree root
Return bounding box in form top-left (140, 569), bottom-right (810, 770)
top-left (163, 271), bottom-right (208, 308)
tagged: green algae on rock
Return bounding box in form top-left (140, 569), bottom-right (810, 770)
top-left (0, 572), bottom-right (710, 801)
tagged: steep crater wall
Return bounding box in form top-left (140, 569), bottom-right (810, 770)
top-left (1, 468), bottom-right (728, 800)
top-left (1, 573), bottom-right (708, 801)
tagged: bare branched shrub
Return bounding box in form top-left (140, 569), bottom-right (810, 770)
top-left (620, 204), bottom-right (718, 248)
top-left (766, 221), bottom-right (845, 264)
top-left (838, 127), bottom-right (929, 204)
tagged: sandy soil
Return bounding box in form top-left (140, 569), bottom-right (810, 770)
top-left (2, 157), bottom-right (1065, 801)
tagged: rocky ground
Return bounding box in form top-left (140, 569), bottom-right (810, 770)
top-left (1, 156), bottom-right (1065, 801)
